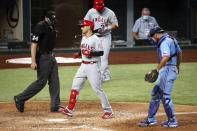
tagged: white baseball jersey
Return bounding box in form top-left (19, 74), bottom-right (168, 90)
top-left (84, 7), bottom-right (118, 36)
top-left (81, 34), bottom-right (103, 62)
top-left (71, 34), bottom-right (112, 113)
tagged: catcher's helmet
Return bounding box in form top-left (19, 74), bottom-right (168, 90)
top-left (80, 20), bottom-right (94, 30)
top-left (149, 27), bottom-right (165, 37)
top-left (93, 0), bottom-right (104, 10)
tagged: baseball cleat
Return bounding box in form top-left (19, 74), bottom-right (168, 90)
top-left (103, 77), bottom-right (111, 82)
top-left (101, 75), bottom-right (111, 82)
top-left (102, 112), bottom-right (113, 119)
top-left (160, 120), bottom-right (178, 127)
top-left (14, 96), bottom-right (24, 112)
top-left (139, 118), bottom-right (157, 126)
top-left (58, 106), bottom-right (73, 117)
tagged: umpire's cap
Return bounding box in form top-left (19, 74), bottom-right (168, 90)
top-left (149, 27), bottom-right (165, 37)
top-left (46, 11), bottom-right (56, 21)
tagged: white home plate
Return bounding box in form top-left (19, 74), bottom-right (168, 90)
top-left (46, 118), bottom-right (68, 122)
top-left (6, 57), bottom-right (82, 64)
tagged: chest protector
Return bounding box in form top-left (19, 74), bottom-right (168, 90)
top-left (156, 34), bottom-right (178, 63)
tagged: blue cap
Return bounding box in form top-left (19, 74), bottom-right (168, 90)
top-left (149, 27), bottom-right (165, 37)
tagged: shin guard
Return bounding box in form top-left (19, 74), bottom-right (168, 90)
top-left (162, 96), bottom-right (175, 120)
top-left (68, 90), bottom-right (79, 110)
top-left (148, 99), bottom-right (160, 119)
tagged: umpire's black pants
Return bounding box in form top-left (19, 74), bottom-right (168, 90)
top-left (16, 53), bottom-right (61, 110)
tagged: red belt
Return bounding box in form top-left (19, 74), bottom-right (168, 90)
top-left (97, 35), bottom-right (103, 37)
top-left (82, 61), bottom-right (96, 64)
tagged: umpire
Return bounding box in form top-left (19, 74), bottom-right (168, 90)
top-left (14, 11), bottom-right (63, 112)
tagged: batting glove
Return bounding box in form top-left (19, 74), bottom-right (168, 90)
top-left (73, 53), bottom-right (79, 59)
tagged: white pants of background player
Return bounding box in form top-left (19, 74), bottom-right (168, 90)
top-left (72, 63), bottom-right (113, 113)
top-left (99, 34), bottom-right (112, 80)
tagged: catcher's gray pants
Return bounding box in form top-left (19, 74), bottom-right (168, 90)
top-left (16, 53), bottom-right (61, 109)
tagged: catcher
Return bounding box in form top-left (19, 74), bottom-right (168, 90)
top-left (139, 27), bottom-right (182, 127)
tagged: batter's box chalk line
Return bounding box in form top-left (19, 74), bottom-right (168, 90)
top-left (116, 112), bottom-right (197, 119)
top-left (0, 125), bottom-right (112, 131)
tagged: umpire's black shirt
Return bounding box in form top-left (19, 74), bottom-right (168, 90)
top-left (32, 21), bottom-right (56, 54)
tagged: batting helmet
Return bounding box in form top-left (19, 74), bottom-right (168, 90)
top-left (80, 20), bottom-right (94, 30)
top-left (93, 0), bottom-right (104, 10)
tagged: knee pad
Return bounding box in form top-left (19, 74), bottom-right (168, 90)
top-left (151, 85), bottom-right (161, 99)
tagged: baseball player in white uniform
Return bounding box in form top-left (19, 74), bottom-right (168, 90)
top-left (84, 0), bottom-right (118, 81)
top-left (59, 20), bottom-right (113, 119)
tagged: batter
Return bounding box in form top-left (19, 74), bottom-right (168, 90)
top-left (59, 20), bottom-right (113, 119)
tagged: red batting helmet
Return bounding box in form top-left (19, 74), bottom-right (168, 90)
top-left (93, 0), bottom-right (104, 10)
top-left (80, 20), bottom-right (94, 30)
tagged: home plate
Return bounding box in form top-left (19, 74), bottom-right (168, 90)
top-left (45, 118), bottom-right (68, 122)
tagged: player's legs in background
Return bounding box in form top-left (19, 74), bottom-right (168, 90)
top-left (100, 34), bottom-right (112, 81)
top-left (87, 63), bottom-right (113, 113)
top-left (160, 66), bottom-right (178, 127)
top-left (48, 57), bottom-right (61, 112)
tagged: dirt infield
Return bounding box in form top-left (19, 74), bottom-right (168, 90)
top-left (0, 101), bottom-right (197, 131)
top-left (0, 49), bottom-right (197, 131)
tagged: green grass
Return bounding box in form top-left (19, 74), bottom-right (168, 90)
top-left (0, 63), bottom-right (197, 106)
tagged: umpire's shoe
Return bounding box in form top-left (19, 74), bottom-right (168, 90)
top-left (14, 96), bottom-right (24, 112)
top-left (139, 117), bottom-right (157, 126)
top-left (51, 105), bottom-right (64, 112)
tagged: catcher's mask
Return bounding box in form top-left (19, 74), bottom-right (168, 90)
top-left (148, 27), bottom-right (165, 37)
top-left (46, 11), bottom-right (56, 25)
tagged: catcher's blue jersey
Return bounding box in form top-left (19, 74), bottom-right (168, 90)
top-left (155, 33), bottom-right (181, 95)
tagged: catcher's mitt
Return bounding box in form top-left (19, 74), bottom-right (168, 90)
top-left (145, 69), bottom-right (159, 83)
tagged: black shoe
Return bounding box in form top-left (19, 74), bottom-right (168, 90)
top-left (51, 105), bottom-right (64, 112)
top-left (14, 96), bottom-right (24, 112)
